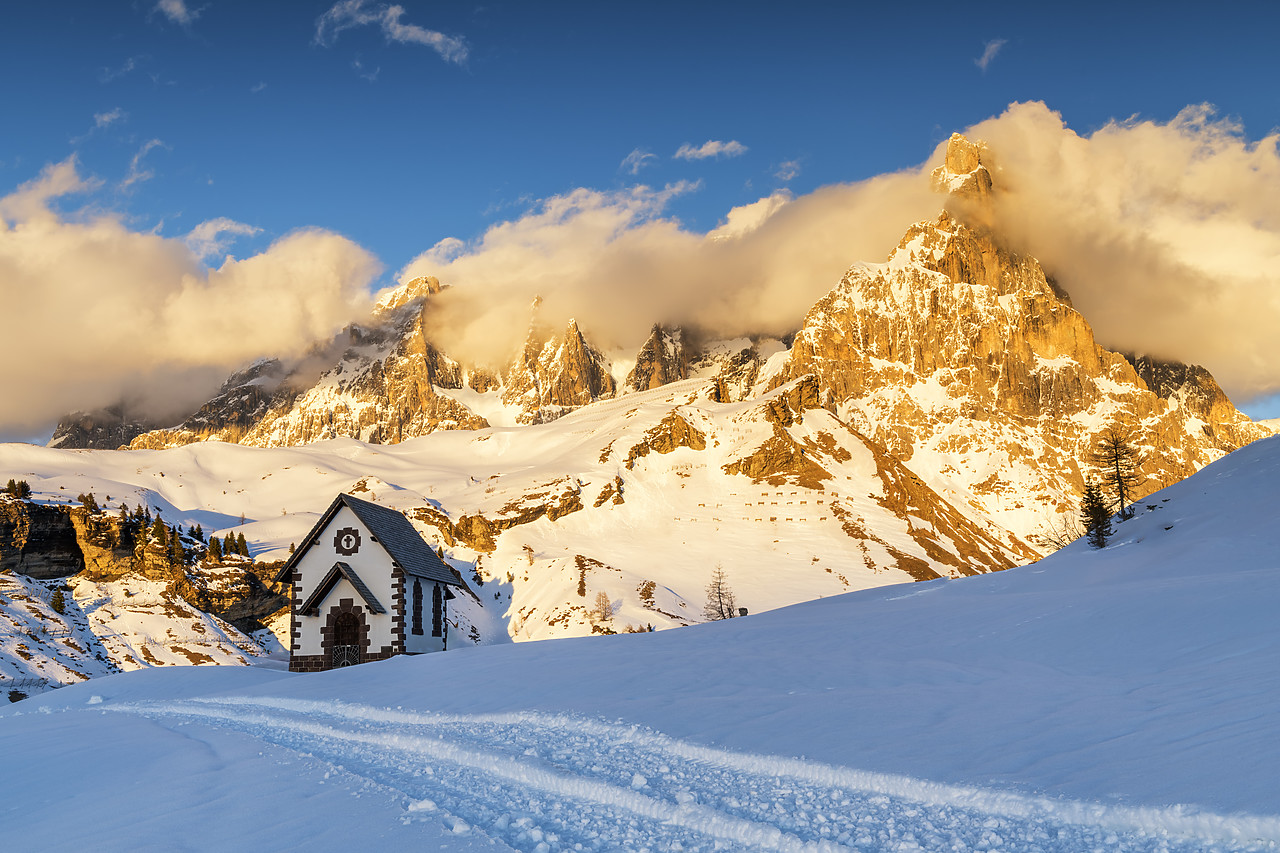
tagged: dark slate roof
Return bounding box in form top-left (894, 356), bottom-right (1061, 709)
top-left (274, 492), bottom-right (463, 587)
top-left (299, 561), bottom-right (386, 616)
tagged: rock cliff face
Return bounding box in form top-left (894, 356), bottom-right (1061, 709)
top-left (127, 280), bottom-right (489, 449)
top-left (502, 318), bottom-right (617, 424)
top-left (1123, 353), bottom-right (1262, 449)
top-left (625, 325), bottom-right (687, 392)
top-left (781, 134), bottom-right (1268, 545)
top-left (0, 497), bottom-right (82, 578)
top-left (49, 405), bottom-right (161, 450)
top-left (127, 359), bottom-right (295, 450)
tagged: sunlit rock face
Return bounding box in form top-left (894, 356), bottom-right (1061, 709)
top-left (782, 134), bottom-right (1268, 546)
top-left (502, 318), bottom-right (617, 425)
top-left (625, 325), bottom-right (687, 393)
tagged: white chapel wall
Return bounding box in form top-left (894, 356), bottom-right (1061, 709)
top-left (294, 505), bottom-right (398, 657)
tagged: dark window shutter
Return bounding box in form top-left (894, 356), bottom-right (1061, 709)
top-left (412, 579), bottom-right (424, 635)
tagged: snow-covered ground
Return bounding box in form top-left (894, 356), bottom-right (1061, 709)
top-left (2, 435), bottom-right (1278, 851)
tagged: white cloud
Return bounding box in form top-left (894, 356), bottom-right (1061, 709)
top-left (975, 38), bottom-right (1007, 72)
top-left (121, 139), bottom-right (167, 189)
top-left (250, 81), bottom-right (267, 94)
top-left (774, 160), bottom-right (801, 181)
top-left (94, 108), bottom-right (126, 129)
top-left (707, 192), bottom-right (791, 241)
top-left (99, 56), bottom-right (142, 83)
top-left (0, 159), bottom-right (379, 434)
top-left (155, 0), bottom-right (199, 27)
top-left (674, 140), bottom-right (748, 161)
top-left (394, 174), bottom-right (937, 368)
top-left (185, 218), bottom-right (262, 260)
top-left (0, 157), bottom-right (102, 224)
top-left (314, 0), bottom-right (468, 64)
top-left (620, 148), bottom-right (657, 175)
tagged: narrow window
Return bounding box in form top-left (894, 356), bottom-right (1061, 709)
top-left (431, 583), bottom-right (444, 637)
top-left (412, 579), bottom-right (424, 635)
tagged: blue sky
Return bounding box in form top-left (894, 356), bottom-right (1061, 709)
top-left (3, 0), bottom-right (1280, 433)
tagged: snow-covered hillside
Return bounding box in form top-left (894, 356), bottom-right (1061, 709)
top-left (3, 435), bottom-right (1277, 851)
top-left (1, 375), bottom-right (1030, 668)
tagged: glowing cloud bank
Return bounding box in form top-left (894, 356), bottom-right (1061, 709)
top-left (0, 158), bottom-right (378, 434)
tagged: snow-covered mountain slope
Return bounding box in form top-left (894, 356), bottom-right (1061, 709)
top-left (2, 375), bottom-right (1032, 669)
top-left (3, 435), bottom-right (1278, 851)
top-left (0, 560), bottom-right (276, 696)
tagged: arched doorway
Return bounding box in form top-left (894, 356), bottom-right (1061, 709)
top-left (332, 612), bottom-right (361, 667)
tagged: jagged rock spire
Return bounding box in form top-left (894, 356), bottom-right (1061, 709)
top-left (930, 132), bottom-right (993, 209)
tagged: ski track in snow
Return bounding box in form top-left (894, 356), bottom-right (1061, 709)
top-left (100, 697), bottom-right (1279, 853)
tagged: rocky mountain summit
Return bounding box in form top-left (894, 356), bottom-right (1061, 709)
top-left (779, 135), bottom-right (1267, 541)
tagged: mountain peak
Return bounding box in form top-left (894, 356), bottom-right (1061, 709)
top-left (931, 132), bottom-right (993, 208)
top-left (374, 275), bottom-right (443, 316)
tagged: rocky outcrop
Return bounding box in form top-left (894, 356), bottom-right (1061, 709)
top-left (49, 405), bottom-right (162, 450)
top-left (625, 325), bottom-right (687, 392)
top-left (0, 499), bottom-right (83, 578)
top-left (503, 318), bottom-right (617, 424)
top-left (625, 411), bottom-right (707, 469)
top-left (1123, 353), bottom-right (1262, 448)
top-left (1, 498), bottom-right (286, 633)
top-left (930, 133), bottom-right (993, 209)
top-left (411, 479), bottom-right (586, 554)
top-left (172, 561), bottom-right (289, 634)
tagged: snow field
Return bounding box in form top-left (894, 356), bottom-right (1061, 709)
top-left (108, 696), bottom-right (1279, 853)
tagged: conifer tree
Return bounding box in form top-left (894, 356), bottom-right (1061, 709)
top-left (208, 536), bottom-right (223, 562)
top-left (193, 524), bottom-right (204, 542)
top-left (168, 535), bottom-right (181, 566)
top-left (236, 532), bottom-right (249, 558)
top-left (5, 478), bottom-right (16, 497)
top-left (151, 518), bottom-right (168, 549)
top-left (224, 535), bottom-right (236, 558)
top-left (1090, 424), bottom-right (1142, 520)
top-left (50, 587), bottom-right (66, 614)
top-left (1080, 479), bottom-right (1113, 549)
